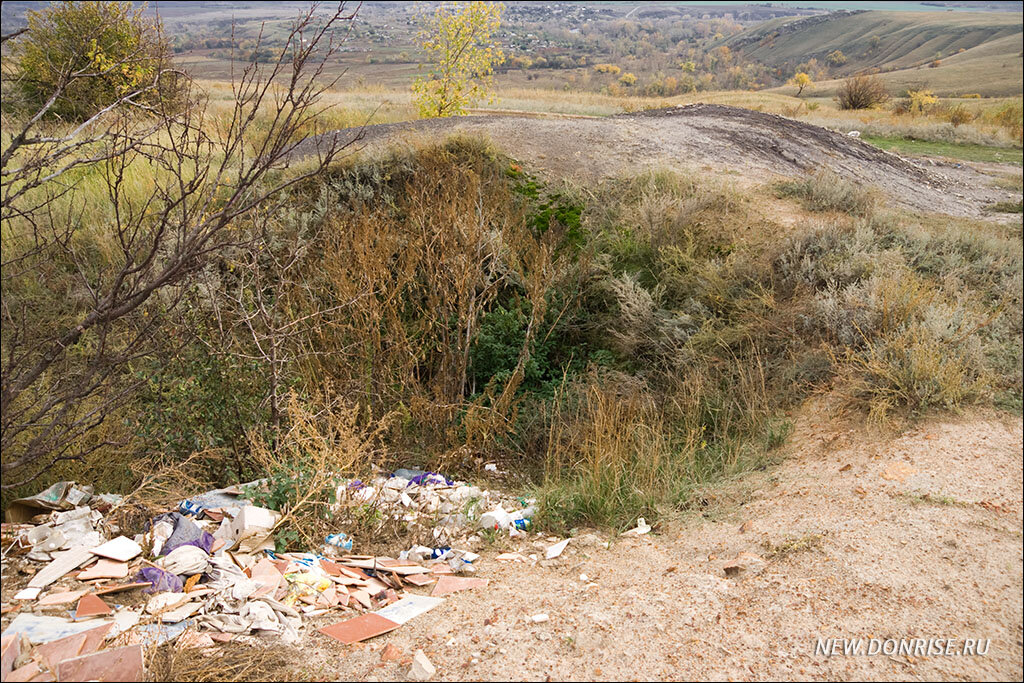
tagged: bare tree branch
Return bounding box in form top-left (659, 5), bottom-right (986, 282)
top-left (1, 2), bottom-right (363, 486)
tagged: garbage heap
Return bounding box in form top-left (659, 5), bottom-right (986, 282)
top-left (1, 471), bottom-right (538, 682)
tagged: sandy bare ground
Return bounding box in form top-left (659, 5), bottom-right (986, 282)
top-left (295, 404), bottom-right (1023, 681)
top-left (296, 104), bottom-right (1018, 218)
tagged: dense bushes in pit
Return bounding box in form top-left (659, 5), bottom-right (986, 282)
top-left (16, 137), bottom-right (1020, 534)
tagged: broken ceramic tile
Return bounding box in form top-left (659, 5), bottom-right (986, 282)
top-left (89, 537), bottom-right (141, 563)
top-left (373, 595), bottom-right (444, 625)
top-left (402, 574), bottom-right (437, 587)
top-left (430, 576), bottom-right (487, 597)
top-left (78, 559), bottom-right (129, 581)
top-left (318, 614), bottom-right (399, 645)
top-left (545, 539), bottom-right (569, 559)
top-left (56, 644), bottom-right (144, 682)
top-left (74, 594), bottom-right (112, 620)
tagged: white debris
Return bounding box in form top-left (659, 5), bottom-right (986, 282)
top-left (623, 517), bottom-right (651, 536)
top-left (408, 649), bottom-right (436, 681)
top-left (545, 538), bottom-right (569, 559)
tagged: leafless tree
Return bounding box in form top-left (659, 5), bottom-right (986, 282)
top-left (1, 2), bottom-right (363, 488)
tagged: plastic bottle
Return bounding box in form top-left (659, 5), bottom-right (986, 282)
top-left (478, 506), bottom-right (513, 530)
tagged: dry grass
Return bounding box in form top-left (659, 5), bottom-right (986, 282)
top-left (147, 640), bottom-right (295, 682)
top-left (763, 532), bottom-right (825, 561)
top-left (776, 170), bottom-right (878, 216)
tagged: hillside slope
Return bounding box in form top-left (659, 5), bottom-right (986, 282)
top-left (297, 104), bottom-right (1017, 217)
top-left (729, 10), bottom-right (1022, 96)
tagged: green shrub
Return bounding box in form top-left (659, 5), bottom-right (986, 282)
top-left (9, 1), bottom-right (182, 120)
top-left (836, 75), bottom-right (889, 110)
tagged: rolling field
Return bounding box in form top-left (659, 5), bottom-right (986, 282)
top-left (734, 10), bottom-right (1022, 97)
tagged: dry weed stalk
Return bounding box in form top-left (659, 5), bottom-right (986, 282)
top-left (248, 391), bottom-right (393, 549)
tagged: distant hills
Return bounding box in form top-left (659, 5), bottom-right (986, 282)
top-left (726, 9), bottom-right (1022, 97)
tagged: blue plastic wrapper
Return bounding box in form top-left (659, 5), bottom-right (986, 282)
top-left (325, 533), bottom-right (353, 551)
top-left (178, 500), bottom-right (204, 516)
top-left (136, 566), bottom-right (183, 593)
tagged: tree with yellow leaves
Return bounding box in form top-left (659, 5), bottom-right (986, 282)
top-left (788, 71), bottom-right (813, 96)
top-left (413, 2), bottom-right (505, 118)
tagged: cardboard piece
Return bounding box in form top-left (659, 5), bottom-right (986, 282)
top-left (89, 537), bottom-right (141, 563)
top-left (78, 559), bottom-right (129, 581)
top-left (74, 594), bottom-right (112, 620)
top-left (213, 506), bottom-right (279, 553)
top-left (5, 482), bottom-right (92, 523)
top-left (373, 595), bottom-right (444, 626)
top-left (430, 575), bottom-right (488, 597)
top-left (319, 614), bottom-right (400, 645)
top-left (56, 644), bottom-right (144, 682)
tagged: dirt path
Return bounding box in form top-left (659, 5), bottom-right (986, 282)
top-left (297, 104), bottom-right (1017, 218)
top-left (296, 405), bottom-right (1023, 681)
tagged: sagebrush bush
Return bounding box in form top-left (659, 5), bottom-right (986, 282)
top-left (776, 170), bottom-right (878, 216)
top-left (843, 325), bottom-right (988, 423)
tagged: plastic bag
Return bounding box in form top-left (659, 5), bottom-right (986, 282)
top-left (136, 566), bottom-right (183, 594)
top-left (149, 512), bottom-right (214, 556)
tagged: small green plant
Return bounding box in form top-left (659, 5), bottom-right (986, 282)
top-left (763, 532), bottom-right (824, 560)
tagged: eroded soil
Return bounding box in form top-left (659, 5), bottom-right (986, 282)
top-left (291, 404), bottom-right (1023, 681)
top-left (296, 104), bottom-right (1018, 218)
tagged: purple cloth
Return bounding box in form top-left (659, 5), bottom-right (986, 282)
top-left (136, 567), bottom-right (183, 593)
top-left (408, 472), bottom-right (453, 487)
top-left (151, 512), bottom-right (215, 556)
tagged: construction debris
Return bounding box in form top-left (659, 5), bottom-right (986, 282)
top-left (1, 472), bottom-right (554, 681)
top-left (408, 649), bottom-right (436, 681)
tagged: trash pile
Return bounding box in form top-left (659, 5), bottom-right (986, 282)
top-left (1, 469), bottom-right (541, 682)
